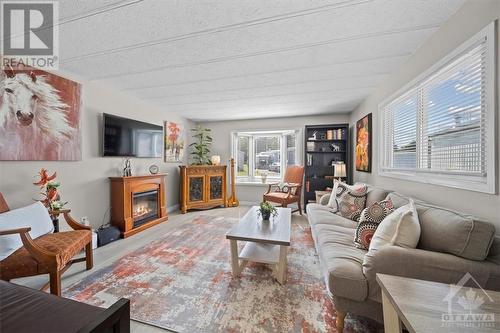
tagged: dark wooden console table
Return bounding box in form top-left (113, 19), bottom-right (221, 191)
top-left (0, 281), bottom-right (130, 332)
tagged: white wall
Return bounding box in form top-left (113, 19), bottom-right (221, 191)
top-left (200, 114), bottom-right (350, 203)
top-left (349, 0), bottom-right (500, 233)
top-left (0, 78), bottom-right (193, 230)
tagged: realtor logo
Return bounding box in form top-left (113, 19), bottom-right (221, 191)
top-left (1, 1), bottom-right (59, 69)
top-left (442, 272), bottom-right (495, 329)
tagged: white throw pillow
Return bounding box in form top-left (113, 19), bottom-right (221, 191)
top-left (0, 202), bottom-right (54, 260)
top-left (369, 200), bottom-right (421, 251)
top-left (326, 181), bottom-right (339, 210)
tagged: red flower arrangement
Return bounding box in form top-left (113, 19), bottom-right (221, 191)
top-left (33, 169), bottom-right (67, 210)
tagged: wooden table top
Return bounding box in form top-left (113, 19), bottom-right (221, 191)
top-left (0, 281), bottom-right (103, 332)
top-left (226, 207), bottom-right (291, 246)
top-left (377, 274), bottom-right (500, 333)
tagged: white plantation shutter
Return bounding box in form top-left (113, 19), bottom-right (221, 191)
top-left (379, 23), bottom-right (495, 193)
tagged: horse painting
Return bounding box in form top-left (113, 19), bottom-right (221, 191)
top-left (0, 66), bottom-right (81, 160)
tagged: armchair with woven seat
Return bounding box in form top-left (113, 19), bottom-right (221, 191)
top-left (263, 165), bottom-right (305, 215)
top-left (0, 193), bottom-right (93, 296)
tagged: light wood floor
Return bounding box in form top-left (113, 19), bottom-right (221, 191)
top-left (12, 205), bottom-right (308, 332)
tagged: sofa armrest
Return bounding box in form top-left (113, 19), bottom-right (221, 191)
top-left (362, 245), bottom-right (496, 300)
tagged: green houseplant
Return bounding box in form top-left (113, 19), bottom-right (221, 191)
top-left (258, 201), bottom-right (278, 221)
top-left (189, 125), bottom-right (213, 165)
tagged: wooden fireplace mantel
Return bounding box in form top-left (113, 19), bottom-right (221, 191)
top-left (109, 174), bottom-right (168, 238)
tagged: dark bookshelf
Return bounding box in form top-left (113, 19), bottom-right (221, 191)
top-left (304, 124), bottom-right (350, 207)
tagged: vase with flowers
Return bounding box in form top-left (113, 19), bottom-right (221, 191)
top-left (257, 201), bottom-right (278, 221)
top-left (33, 169), bottom-right (67, 211)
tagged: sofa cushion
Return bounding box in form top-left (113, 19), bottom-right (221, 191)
top-left (314, 223), bottom-right (368, 302)
top-left (307, 203), bottom-right (357, 229)
top-left (319, 193), bottom-right (331, 206)
top-left (326, 181), bottom-right (339, 210)
top-left (385, 192), bottom-right (410, 209)
top-left (354, 198), bottom-right (395, 250)
top-left (336, 182), bottom-right (368, 222)
top-left (0, 202), bottom-right (54, 260)
top-left (416, 203), bottom-right (495, 261)
top-left (369, 200), bottom-right (421, 251)
top-left (365, 185), bottom-right (390, 208)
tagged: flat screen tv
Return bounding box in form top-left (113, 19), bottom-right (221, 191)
top-left (103, 113), bottom-right (163, 158)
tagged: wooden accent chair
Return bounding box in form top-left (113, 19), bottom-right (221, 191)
top-left (0, 193), bottom-right (93, 296)
top-left (263, 165), bottom-right (305, 215)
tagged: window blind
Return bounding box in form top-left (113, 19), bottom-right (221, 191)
top-left (418, 41), bottom-right (486, 175)
top-left (381, 38), bottom-right (488, 177)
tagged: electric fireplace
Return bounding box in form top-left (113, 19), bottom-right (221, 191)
top-left (109, 174), bottom-right (168, 238)
top-left (132, 190), bottom-right (159, 228)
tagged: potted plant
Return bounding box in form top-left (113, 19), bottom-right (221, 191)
top-left (189, 125), bottom-right (212, 165)
top-left (258, 201), bottom-right (278, 221)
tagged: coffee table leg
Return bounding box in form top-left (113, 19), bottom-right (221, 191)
top-left (230, 240), bottom-right (240, 276)
top-left (276, 245), bottom-right (288, 284)
top-left (381, 289), bottom-right (402, 333)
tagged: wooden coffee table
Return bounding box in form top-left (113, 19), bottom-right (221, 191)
top-left (226, 206), bottom-right (291, 284)
top-left (377, 273), bottom-right (500, 333)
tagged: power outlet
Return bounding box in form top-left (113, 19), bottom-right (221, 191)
top-left (81, 216), bottom-right (90, 226)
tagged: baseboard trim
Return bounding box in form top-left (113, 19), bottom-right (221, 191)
top-left (167, 204), bottom-right (179, 213)
top-left (239, 201), bottom-right (260, 206)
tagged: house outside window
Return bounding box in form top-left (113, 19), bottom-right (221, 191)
top-left (379, 22), bottom-right (495, 194)
top-left (232, 130), bottom-right (301, 183)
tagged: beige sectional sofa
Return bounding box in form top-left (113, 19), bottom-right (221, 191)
top-left (306, 185), bottom-right (500, 331)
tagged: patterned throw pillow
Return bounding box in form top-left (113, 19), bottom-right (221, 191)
top-left (335, 182), bottom-right (368, 222)
top-left (354, 198), bottom-right (394, 250)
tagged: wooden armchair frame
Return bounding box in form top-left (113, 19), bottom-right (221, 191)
top-left (0, 194), bottom-right (93, 296)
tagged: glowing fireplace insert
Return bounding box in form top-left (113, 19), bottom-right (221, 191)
top-left (132, 190), bottom-right (159, 228)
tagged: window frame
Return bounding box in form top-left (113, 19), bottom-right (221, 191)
top-left (378, 22), bottom-right (496, 194)
top-left (231, 129), bottom-right (301, 184)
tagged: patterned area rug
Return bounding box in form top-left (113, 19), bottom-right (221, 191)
top-left (64, 215), bottom-right (381, 332)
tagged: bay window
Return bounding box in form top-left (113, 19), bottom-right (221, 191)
top-left (232, 130), bottom-right (300, 183)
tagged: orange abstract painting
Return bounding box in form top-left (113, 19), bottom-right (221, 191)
top-left (356, 113), bottom-right (372, 172)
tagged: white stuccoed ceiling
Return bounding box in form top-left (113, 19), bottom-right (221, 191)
top-left (55, 0), bottom-right (466, 121)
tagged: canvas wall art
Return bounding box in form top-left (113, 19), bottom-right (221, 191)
top-left (164, 121), bottom-right (184, 163)
top-left (0, 66), bottom-right (82, 161)
top-left (356, 113), bottom-right (372, 172)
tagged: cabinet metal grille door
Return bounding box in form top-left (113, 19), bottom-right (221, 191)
top-left (189, 176), bottom-right (204, 202)
top-left (209, 176), bottom-right (223, 200)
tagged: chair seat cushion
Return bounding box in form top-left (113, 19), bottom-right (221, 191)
top-left (264, 192), bottom-right (298, 200)
top-left (0, 230), bottom-right (91, 280)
